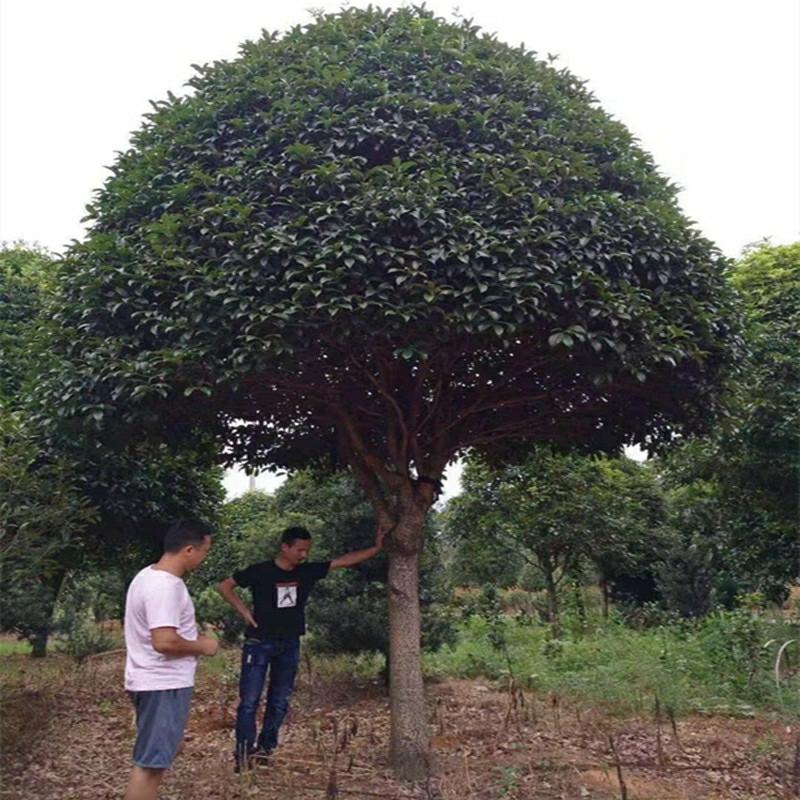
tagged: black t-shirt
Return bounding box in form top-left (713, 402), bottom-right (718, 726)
top-left (232, 560), bottom-right (330, 639)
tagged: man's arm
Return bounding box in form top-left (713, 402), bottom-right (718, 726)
top-left (216, 577), bottom-right (258, 628)
top-left (151, 627), bottom-right (218, 657)
top-left (329, 523), bottom-right (387, 571)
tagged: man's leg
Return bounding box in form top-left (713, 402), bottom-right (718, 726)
top-left (258, 638), bottom-right (300, 752)
top-left (235, 641), bottom-right (271, 761)
top-left (125, 688), bottom-right (191, 798)
top-left (124, 766), bottom-right (164, 800)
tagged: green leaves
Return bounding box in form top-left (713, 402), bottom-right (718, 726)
top-left (548, 332), bottom-right (573, 348)
top-left (654, 241), bottom-right (800, 606)
top-left (183, 386), bottom-right (213, 397)
top-left (44, 6), bottom-right (737, 474)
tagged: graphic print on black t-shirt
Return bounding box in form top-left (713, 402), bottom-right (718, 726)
top-left (232, 560), bottom-right (330, 638)
top-left (276, 583), bottom-right (298, 608)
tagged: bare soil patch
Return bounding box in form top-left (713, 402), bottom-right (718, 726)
top-left (0, 649), bottom-right (796, 799)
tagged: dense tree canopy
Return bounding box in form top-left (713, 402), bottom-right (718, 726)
top-left (49, 6), bottom-right (735, 485)
top-left (727, 241), bottom-right (798, 531)
top-left (0, 243), bottom-right (55, 403)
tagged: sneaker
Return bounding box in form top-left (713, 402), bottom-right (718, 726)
top-left (251, 747), bottom-right (273, 765)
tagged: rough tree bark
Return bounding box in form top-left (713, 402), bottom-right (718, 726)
top-left (386, 505), bottom-right (430, 780)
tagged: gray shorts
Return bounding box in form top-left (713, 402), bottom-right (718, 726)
top-left (128, 687), bottom-right (193, 769)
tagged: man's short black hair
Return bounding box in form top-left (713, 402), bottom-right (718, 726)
top-left (163, 519), bottom-right (213, 553)
top-left (280, 526), bottom-right (312, 547)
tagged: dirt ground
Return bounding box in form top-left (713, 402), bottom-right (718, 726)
top-left (0, 649), bottom-right (797, 800)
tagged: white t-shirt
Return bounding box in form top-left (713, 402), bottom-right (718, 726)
top-left (124, 565), bottom-right (198, 691)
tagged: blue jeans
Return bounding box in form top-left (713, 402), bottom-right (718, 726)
top-left (235, 637), bottom-right (300, 755)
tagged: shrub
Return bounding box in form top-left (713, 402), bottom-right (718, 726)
top-left (63, 613), bottom-right (117, 662)
top-left (695, 609), bottom-right (770, 695)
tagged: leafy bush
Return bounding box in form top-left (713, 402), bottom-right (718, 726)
top-left (695, 609), bottom-right (771, 696)
top-left (500, 587), bottom-right (541, 618)
top-left (63, 613), bottom-right (117, 662)
top-left (55, 569), bottom-right (125, 625)
top-left (615, 601), bottom-right (683, 630)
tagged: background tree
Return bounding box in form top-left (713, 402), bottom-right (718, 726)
top-left (446, 452), bottom-right (594, 631)
top-left (0, 243), bottom-right (96, 654)
top-left (43, 8), bottom-right (737, 774)
top-left (0, 243), bottom-right (224, 655)
top-left (443, 449), bottom-right (667, 629)
top-left (588, 457), bottom-right (667, 614)
top-left (656, 474), bottom-right (720, 617)
top-left (0, 411), bottom-right (98, 655)
top-left (438, 495), bottom-right (522, 590)
top-left (0, 242), bottom-right (55, 401)
top-left (722, 241), bottom-right (799, 599)
top-left (655, 241), bottom-right (799, 608)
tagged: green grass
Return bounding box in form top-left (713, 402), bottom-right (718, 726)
top-left (424, 610), bottom-right (800, 719)
top-left (0, 640), bottom-right (32, 656)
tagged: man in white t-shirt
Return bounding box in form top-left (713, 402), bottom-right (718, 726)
top-left (123, 519), bottom-right (218, 800)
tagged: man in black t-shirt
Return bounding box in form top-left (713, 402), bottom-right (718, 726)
top-left (217, 524), bottom-right (384, 770)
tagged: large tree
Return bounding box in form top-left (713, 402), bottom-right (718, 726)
top-left (1, 244), bottom-right (97, 654)
top-left (44, 8), bottom-right (736, 775)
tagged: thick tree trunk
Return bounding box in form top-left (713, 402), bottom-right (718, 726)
top-left (387, 515), bottom-right (430, 780)
top-left (342, 434), bottom-right (438, 780)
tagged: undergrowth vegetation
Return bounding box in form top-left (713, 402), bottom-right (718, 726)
top-left (425, 604), bottom-right (800, 719)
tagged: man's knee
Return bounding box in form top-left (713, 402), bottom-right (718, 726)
top-left (238, 696), bottom-right (260, 714)
top-left (266, 690), bottom-right (293, 714)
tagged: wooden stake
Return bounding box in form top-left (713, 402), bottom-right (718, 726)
top-left (654, 695), bottom-right (665, 771)
top-left (665, 704), bottom-right (684, 753)
top-left (608, 734), bottom-right (628, 800)
top-left (551, 693), bottom-right (561, 735)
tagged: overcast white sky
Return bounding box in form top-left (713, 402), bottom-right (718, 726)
top-left (2, 0), bottom-right (798, 500)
